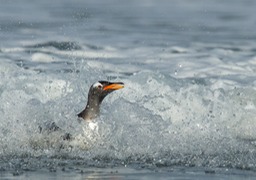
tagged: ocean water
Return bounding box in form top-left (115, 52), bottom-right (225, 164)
top-left (1, 0), bottom-right (256, 179)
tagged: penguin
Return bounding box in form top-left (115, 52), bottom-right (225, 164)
top-left (78, 81), bottom-right (124, 120)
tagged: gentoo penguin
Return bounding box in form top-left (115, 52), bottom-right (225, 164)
top-left (69, 81), bottom-right (124, 145)
top-left (38, 81), bottom-right (124, 140)
top-left (78, 81), bottom-right (124, 120)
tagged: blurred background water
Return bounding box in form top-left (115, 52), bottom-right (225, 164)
top-left (1, 0), bottom-right (256, 179)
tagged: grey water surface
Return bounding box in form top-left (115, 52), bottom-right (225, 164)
top-left (1, 0), bottom-right (256, 179)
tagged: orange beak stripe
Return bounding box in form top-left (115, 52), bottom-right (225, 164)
top-left (103, 83), bottom-right (124, 91)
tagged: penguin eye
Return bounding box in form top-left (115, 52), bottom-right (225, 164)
top-left (93, 82), bottom-right (103, 89)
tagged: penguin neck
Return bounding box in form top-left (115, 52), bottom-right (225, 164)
top-left (79, 96), bottom-right (101, 120)
top-left (85, 100), bottom-right (101, 120)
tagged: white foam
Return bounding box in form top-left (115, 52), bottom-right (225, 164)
top-left (1, 42), bottom-right (256, 169)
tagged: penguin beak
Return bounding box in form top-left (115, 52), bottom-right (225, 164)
top-left (103, 82), bottom-right (124, 91)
